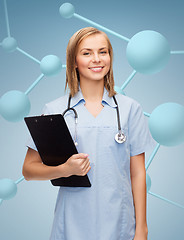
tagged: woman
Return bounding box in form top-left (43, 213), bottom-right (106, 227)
top-left (23, 27), bottom-right (154, 240)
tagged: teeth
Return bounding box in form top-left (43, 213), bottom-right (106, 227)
top-left (90, 67), bottom-right (103, 71)
top-left (89, 67), bottom-right (103, 72)
top-left (90, 67), bottom-right (102, 69)
top-left (91, 67), bottom-right (102, 70)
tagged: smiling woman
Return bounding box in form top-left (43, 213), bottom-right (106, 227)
top-left (22, 27), bottom-right (154, 240)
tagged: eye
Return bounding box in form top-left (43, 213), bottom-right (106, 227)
top-left (100, 51), bottom-right (107, 54)
top-left (83, 52), bottom-right (90, 56)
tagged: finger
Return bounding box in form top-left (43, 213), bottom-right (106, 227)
top-left (81, 160), bottom-right (90, 171)
top-left (84, 165), bottom-right (91, 175)
top-left (82, 161), bottom-right (91, 173)
top-left (73, 153), bottom-right (89, 159)
top-left (79, 157), bottom-right (90, 166)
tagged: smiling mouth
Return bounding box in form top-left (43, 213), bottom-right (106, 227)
top-left (89, 66), bottom-right (104, 72)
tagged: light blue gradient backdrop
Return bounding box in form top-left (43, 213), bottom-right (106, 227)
top-left (0, 0), bottom-right (184, 239)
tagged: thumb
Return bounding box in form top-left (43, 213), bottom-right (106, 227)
top-left (73, 153), bottom-right (89, 159)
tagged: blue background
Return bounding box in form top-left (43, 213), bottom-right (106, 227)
top-left (0, 0), bottom-right (184, 239)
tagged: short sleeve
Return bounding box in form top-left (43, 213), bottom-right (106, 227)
top-left (26, 104), bottom-right (50, 151)
top-left (128, 101), bottom-right (156, 157)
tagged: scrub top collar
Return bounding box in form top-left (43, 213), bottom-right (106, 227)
top-left (102, 88), bottom-right (117, 108)
top-left (69, 88), bottom-right (85, 108)
top-left (70, 87), bottom-right (117, 109)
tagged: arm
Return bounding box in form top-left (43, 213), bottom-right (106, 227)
top-left (22, 148), bottom-right (91, 181)
top-left (130, 152), bottom-right (148, 240)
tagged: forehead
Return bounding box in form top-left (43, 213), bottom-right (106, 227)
top-left (78, 33), bottom-right (108, 50)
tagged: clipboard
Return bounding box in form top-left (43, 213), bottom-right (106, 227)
top-left (24, 114), bottom-right (91, 187)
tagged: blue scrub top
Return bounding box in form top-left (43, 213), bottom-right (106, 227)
top-left (27, 88), bottom-right (155, 240)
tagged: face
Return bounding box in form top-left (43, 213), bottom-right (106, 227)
top-left (75, 33), bottom-right (111, 83)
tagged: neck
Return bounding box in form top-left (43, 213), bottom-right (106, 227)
top-left (80, 80), bottom-right (104, 102)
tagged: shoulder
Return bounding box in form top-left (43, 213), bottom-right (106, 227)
top-left (43, 94), bottom-right (69, 114)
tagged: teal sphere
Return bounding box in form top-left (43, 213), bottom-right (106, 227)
top-left (2, 37), bottom-right (17, 52)
top-left (0, 90), bottom-right (31, 122)
top-left (59, 3), bottom-right (75, 18)
top-left (126, 30), bottom-right (170, 74)
top-left (146, 174), bottom-right (151, 192)
top-left (40, 55), bottom-right (62, 76)
top-left (0, 179), bottom-right (17, 200)
top-left (149, 103), bottom-right (184, 146)
top-left (114, 86), bottom-right (125, 95)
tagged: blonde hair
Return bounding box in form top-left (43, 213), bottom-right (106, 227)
top-left (65, 27), bottom-right (116, 97)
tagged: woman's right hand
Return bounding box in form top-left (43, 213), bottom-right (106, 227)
top-left (62, 153), bottom-right (91, 177)
top-left (22, 148), bottom-right (91, 181)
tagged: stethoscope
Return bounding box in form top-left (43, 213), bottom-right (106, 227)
top-left (62, 94), bottom-right (126, 145)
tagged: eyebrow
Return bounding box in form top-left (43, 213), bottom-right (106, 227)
top-left (80, 47), bottom-right (108, 52)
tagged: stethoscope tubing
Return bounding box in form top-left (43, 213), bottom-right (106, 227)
top-left (62, 94), bottom-right (126, 144)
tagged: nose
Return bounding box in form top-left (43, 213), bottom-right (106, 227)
top-left (92, 53), bottom-right (100, 63)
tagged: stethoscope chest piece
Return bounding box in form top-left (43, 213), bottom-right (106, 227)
top-left (115, 132), bottom-right (126, 144)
